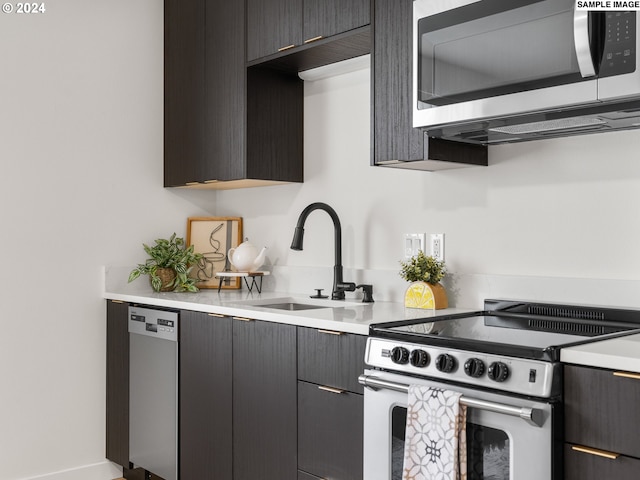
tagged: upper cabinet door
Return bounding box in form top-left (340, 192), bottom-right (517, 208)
top-left (303, 0), bottom-right (370, 43)
top-left (247, 0), bottom-right (303, 62)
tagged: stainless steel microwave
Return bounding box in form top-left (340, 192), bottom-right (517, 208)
top-left (413, 0), bottom-right (640, 144)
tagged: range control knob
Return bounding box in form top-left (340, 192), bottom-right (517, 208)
top-left (488, 362), bottom-right (510, 382)
top-left (464, 358), bottom-right (485, 378)
top-left (435, 354), bottom-right (456, 373)
top-left (391, 346), bottom-right (410, 365)
top-left (410, 349), bottom-right (430, 368)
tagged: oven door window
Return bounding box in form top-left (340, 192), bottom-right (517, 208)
top-left (417, 0), bottom-right (589, 108)
top-left (391, 406), bottom-right (510, 480)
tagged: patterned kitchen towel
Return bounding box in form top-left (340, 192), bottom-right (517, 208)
top-left (402, 385), bottom-right (467, 480)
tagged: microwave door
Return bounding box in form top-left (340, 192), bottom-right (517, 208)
top-left (598, 11), bottom-right (640, 102)
top-left (413, 0), bottom-right (599, 129)
top-left (413, 81), bottom-right (598, 129)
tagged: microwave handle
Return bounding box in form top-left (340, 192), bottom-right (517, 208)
top-left (574, 9), bottom-right (596, 77)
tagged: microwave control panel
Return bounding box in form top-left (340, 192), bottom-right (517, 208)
top-left (600, 11), bottom-right (636, 77)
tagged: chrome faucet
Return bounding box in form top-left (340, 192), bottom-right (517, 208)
top-left (290, 202), bottom-right (356, 300)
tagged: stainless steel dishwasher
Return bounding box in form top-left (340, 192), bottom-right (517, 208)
top-left (128, 306), bottom-right (179, 480)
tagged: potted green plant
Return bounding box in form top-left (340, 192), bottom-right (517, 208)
top-left (128, 233), bottom-right (203, 292)
top-left (399, 250), bottom-right (448, 309)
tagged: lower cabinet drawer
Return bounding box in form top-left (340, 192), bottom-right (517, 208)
top-left (298, 380), bottom-right (363, 480)
top-left (565, 444), bottom-right (640, 480)
top-left (565, 364), bottom-right (640, 458)
top-left (297, 327), bottom-right (366, 393)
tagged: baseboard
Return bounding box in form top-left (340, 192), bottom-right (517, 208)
top-left (17, 461), bottom-right (123, 480)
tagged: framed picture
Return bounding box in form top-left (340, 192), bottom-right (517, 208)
top-left (187, 217), bottom-right (243, 289)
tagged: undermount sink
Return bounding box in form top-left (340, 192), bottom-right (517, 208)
top-left (232, 296), bottom-right (364, 310)
top-left (257, 302), bottom-right (329, 311)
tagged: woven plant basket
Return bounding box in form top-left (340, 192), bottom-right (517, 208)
top-left (154, 267), bottom-right (177, 292)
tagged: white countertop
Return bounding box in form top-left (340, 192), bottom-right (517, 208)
top-left (104, 286), bottom-right (473, 335)
top-left (561, 333), bottom-right (640, 373)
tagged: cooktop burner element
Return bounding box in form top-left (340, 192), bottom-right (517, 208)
top-left (366, 299), bottom-right (640, 398)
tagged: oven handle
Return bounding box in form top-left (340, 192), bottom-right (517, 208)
top-left (358, 374), bottom-right (544, 428)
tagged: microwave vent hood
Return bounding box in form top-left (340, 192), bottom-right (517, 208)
top-left (426, 99), bottom-right (640, 145)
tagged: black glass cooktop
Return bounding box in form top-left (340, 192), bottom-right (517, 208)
top-left (371, 299), bottom-right (640, 361)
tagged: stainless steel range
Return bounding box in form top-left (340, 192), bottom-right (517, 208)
top-left (359, 299), bottom-right (640, 480)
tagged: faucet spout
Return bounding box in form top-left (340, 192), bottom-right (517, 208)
top-left (290, 202), bottom-right (348, 300)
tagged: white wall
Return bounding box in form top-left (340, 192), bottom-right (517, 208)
top-left (217, 66), bottom-right (640, 307)
top-left (0, 2), bottom-right (215, 479)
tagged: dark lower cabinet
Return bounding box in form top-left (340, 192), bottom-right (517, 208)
top-left (108, 304), bottom-right (365, 480)
top-left (180, 311), bottom-right (232, 480)
top-left (297, 327), bottom-right (366, 393)
top-left (564, 444), bottom-right (640, 479)
top-left (564, 364), bottom-right (640, 480)
top-left (106, 299), bottom-right (130, 468)
top-left (297, 327), bottom-right (366, 480)
top-left (233, 318), bottom-right (298, 480)
top-left (298, 381), bottom-right (363, 480)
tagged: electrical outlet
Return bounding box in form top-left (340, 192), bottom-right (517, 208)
top-left (430, 233), bottom-right (445, 261)
top-left (403, 233), bottom-right (425, 259)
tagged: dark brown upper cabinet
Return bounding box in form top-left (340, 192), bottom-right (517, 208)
top-left (247, 0), bottom-right (370, 63)
top-left (303, 0), bottom-right (370, 45)
top-left (247, 0), bottom-right (303, 62)
top-left (371, 0), bottom-right (487, 170)
top-left (164, 0), bottom-right (303, 189)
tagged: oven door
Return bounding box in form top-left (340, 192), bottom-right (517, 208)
top-left (360, 369), bottom-right (559, 480)
top-left (413, 0), bottom-right (599, 129)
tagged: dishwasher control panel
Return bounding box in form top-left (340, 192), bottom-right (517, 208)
top-left (128, 306), bottom-right (178, 342)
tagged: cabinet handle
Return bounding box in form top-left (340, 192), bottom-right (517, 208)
top-left (304, 35), bottom-right (323, 44)
top-left (318, 385), bottom-right (345, 394)
top-left (613, 371), bottom-right (640, 380)
top-left (317, 329), bottom-right (343, 336)
top-left (233, 316), bottom-right (254, 322)
top-left (110, 300), bottom-right (124, 304)
top-left (208, 313), bottom-right (225, 318)
top-left (571, 445), bottom-right (620, 460)
top-left (185, 181), bottom-right (201, 186)
top-left (204, 179), bottom-right (218, 184)
top-left (277, 44), bottom-right (296, 52)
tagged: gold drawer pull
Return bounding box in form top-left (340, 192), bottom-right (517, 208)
top-left (233, 316), bottom-right (254, 322)
top-left (613, 371), bottom-right (640, 380)
top-left (277, 44), bottom-right (296, 52)
top-left (571, 445), bottom-right (620, 460)
top-left (318, 385), bottom-right (344, 394)
top-left (208, 313), bottom-right (225, 318)
top-left (304, 35), bottom-right (323, 44)
top-left (185, 181), bottom-right (201, 186)
top-left (317, 329), bottom-right (343, 336)
top-left (110, 300), bottom-right (124, 304)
